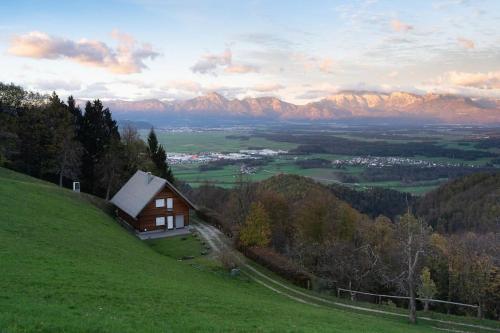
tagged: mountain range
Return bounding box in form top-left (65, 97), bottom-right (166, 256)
top-left (88, 91), bottom-right (500, 124)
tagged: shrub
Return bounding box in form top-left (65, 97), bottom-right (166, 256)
top-left (240, 246), bottom-right (312, 289)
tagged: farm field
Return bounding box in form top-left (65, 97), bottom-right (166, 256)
top-left (141, 126), bottom-right (500, 194)
top-left (0, 167), bottom-right (446, 332)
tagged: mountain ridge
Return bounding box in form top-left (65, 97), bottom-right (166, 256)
top-left (78, 91), bottom-right (500, 124)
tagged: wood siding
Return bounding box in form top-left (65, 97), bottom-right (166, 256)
top-left (117, 208), bottom-right (139, 229)
top-left (136, 186), bottom-right (190, 232)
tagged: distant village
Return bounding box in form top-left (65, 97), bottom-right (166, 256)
top-left (331, 156), bottom-right (471, 168)
top-left (167, 149), bottom-right (288, 165)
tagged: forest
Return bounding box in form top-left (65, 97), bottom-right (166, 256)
top-left (188, 173), bottom-right (500, 320)
top-left (0, 82), bottom-right (174, 200)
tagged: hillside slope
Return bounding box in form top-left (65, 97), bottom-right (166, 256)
top-left (416, 172), bottom-right (500, 233)
top-left (0, 168), bottom-right (435, 332)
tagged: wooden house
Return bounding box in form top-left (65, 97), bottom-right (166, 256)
top-left (111, 170), bottom-right (196, 233)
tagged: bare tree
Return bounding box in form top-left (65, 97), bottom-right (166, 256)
top-left (395, 213), bottom-right (432, 324)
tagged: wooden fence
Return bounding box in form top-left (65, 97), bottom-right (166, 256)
top-left (337, 287), bottom-right (481, 318)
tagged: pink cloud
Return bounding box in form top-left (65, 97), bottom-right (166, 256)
top-left (8, 31), bottom-right (158, 74)
top-left (390, 19), bottom-right (413, 32)
top-left (431, 71), bottom-right (500, 89)
top-left (318, 57), bottom-right (334, 73)
top-left (191, 48), bottom-right (258, 75)
top-left (457, 37), bottom-right (475, 49)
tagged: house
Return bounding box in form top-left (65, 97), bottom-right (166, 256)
top-left (111, 170), bottom-right (196, 234)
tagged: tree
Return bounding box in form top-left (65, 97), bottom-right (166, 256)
top-left (395, 213), bottom-right (432, 324)
top-left (239, 202), bottom-right (272, 247)
top-left (295, 189), bottom-right (337, 244)
top-left (54, 121), bottom-right (82, 187)
top-left (418, 267), bottom-right (437, 311)
top-left (146, 128), bottom-right (174, 183)
top-left (98, 138), bottom-right (125, 200)
top-left (121, 124), bottom-right (148, 179)
top-left (47, 95), bottom-right (83, 187)
top-left (78, 100), bottom-right (120, 195)
top-left (448, 233), bottom-right (495, 318)
top-left (258, 190), bottom-right (292, 253)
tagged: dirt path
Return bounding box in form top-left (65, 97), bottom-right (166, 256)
top-left (192, 221), bottom-right (499, 333)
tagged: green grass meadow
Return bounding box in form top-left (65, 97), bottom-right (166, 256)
top-left (0, 167), bottom-right (445, 332)
top-left (146, 128), bottom-right (499, 195)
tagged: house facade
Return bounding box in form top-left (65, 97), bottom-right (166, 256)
top-left (111, 170), bottom-right (196, 233)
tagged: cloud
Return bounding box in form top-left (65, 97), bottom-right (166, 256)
top-left (236, 33), bottom-right (293, 49)
top-left (191, 48), bottom-right (258, 75)
top-left (390, 19), bottom-right (413, 32)
top-left (165, 80), bottom-right (203, 92)
top-left (78, 82), bottom-right (111, 99)
top-left (225, 64), bottom-right (259, 74)
top-left (457, 37), bottom-right (475, 49)
top-left (388, 71), bottom-right (399, 78)
top-left (433, 71), bottom-right (500, 89)
top-left (318, 58), bottom-right (335, 73)
top-left (33, 79), bottom-right (81, 91)
top-left (252, 83), bottom-right (284, 92)
top-left (190, 48), bottom-right (232, 74)
top-left (292, 53), bottom-right (336, 73)
top-left (8, 30), bottom-right (159, 74)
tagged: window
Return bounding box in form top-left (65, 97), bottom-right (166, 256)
top-left (155, 216), bottom-right (165, 226)
top-left (167, 198), bottom-right (173, 210)
top-left (155, 199), bottom-right (165, 208)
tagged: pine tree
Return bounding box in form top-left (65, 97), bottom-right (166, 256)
top-left (146, 128), bottom-right (174, 183)
top-left (239, 202), bottom-right (272, 247)
top-left (78, 100), bottom-right (120, 195)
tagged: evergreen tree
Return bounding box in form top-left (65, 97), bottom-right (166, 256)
top-left (98, 138), bottom-right (125, 200)
top-left (78, 100), bottom-right (120, 195)
top-left (52, 96), bottom-right (82, 187)
top-left (146, 128), bottom-right (174, 183)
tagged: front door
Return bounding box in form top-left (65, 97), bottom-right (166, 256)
top-left (175, 215), bottom-right (184, 228)
top-left (167, 216), bottom-right (174, 230)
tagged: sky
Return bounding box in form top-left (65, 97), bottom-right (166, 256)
top-left (0, 0), bottom-right (499, 104)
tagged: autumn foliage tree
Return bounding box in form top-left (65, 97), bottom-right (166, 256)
top-left (418, 267), bottom-right (437, 311)
top-left (239, 202), bottom-right (272, 247)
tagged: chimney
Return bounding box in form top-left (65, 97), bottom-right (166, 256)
top-left (146, 171), bottom-right (153, 184)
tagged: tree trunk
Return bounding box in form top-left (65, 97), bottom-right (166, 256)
top-left (59, 171), bottom-right (63, 187)
top-left (105, 179), bottom-right (112, 201)
top-left (424, 300), bottom-right (429, 312)
top-left (409, 282), bottom-right (417, 324)
top-left (105, 169), bottom-right (114, 201)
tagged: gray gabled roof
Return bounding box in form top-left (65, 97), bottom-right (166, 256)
top-left (110, 170), bottom-right (196, 219)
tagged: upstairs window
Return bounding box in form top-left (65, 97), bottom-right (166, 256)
top-left (155, 199), bottom-right (165, 208)
top-left (167, 198), bottom-right (173, 210)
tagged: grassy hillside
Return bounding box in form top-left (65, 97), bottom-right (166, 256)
top-left (0, 167), bottom-right (439, 332)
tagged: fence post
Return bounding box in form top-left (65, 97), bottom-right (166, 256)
top-left (477, 305), bottom-right (482, 319)
top-left (337, 288), bottom-right (340, 298)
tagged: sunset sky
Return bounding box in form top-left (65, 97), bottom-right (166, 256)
top-left (1, 0), bottom-right (499, 103)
